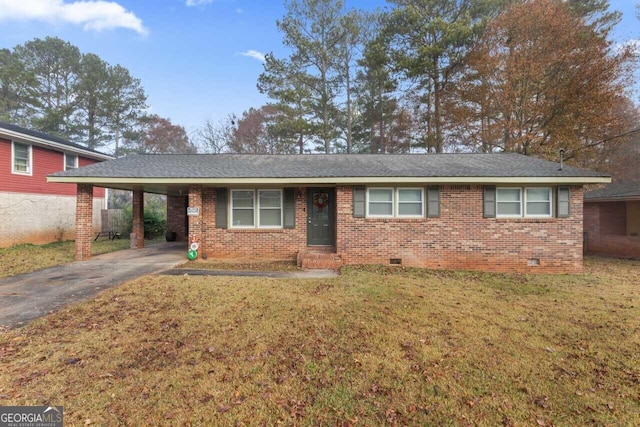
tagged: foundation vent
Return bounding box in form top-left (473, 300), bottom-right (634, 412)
top-left (390, 258), bottom-right (402, 265)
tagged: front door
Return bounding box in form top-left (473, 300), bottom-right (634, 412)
top-left (307, 188), bottom-right (335, 246)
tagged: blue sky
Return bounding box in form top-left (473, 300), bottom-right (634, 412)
top-left (0, 0), bottom-right (637, 141)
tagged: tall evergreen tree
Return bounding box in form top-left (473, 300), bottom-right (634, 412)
top-left (259, 0), bottom-right (349, 153)
top-left (76, 53), bottom-right (110, 150)
top-left (12, 37), bottom-right (82, 137)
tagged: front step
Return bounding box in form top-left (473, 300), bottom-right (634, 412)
top-left (297, 248), bottom-right (343, 270)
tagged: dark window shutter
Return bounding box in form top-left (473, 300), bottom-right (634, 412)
top-left (283, 188), bottom-right (295, 229)
top-left (483, 186), bottom-right (496, 218)
top-left (215, 187), bottom-right (228, 229)
top-left (427, 185), bottom-right (440, 218)
top-left (353, 186), bottom-right (365, 218)
top-left (557, 186), bottom-right (570, 218)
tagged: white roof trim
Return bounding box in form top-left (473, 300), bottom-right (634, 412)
top-left (48, 176), bottom-right (612, 185)
top-left (1, 128), bottom-right (113, 161)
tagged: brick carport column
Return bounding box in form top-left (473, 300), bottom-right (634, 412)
top-left (188, 185), bottom-right (203, 259)
top-left (75, 184), bottom-right (94, 261)
top-left (132, 189), bottom-right (144, 249)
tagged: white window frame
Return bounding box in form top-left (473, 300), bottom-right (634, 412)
top-left (496, 187), bottom-right (523, 218)
top-left (64, 153), bottom-right (78, 171)
top-left (524, 187), bottom-right (553, 218)
top-left (257, 189), bottom-right (283, 229)
top-left (366, 187), bottom-right (395, 218)
top-left (230, 189), bottom-right (257, 229)
top-left (230, 189), bottom-right (283, 229)
top-left (11, 141), bottom-right (32, 176)
top-left (396, 187), bottom-right (424, 218)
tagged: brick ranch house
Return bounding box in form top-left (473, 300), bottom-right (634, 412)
top-left (584, 181), bottom-right (640, 259)
top-left (0, 122), bottom-right (112, 247)
top-left (48, 153), bottom-right (610, 273)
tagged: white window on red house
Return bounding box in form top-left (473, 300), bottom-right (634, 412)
top-left (65, 153), bottom-right (78, 170)
top-left (258, 190), bottom-right (283, 228)
top-left (496, 188), bottom-right (522, 217)
top-left (231, 190), bottom-right (255, 227)
top-left (231, 189), bottom-right (283, 228)
top-left (367, 188), bottom-right (394, 217)
top-left (12, 142), bottom-right (31, 174)
top-left (397, 188), bottom-right (424, 217)
top-left (525, 188), bottom-right (552, 217)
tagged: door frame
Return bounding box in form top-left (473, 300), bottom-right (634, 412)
top-left (306, 187), bottom-right (336, 246)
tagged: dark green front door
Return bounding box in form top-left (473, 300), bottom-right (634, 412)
top-left (307, 188), bottom-right (335, 246)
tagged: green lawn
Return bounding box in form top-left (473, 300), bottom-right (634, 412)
top-left (0, 257), bottom-right (638, 425)
top-left (0, 238), bottom-right (146, 278)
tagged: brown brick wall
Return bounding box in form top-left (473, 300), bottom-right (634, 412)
top-left (335, 185), bottom-right (584, 274)
top-left (587, 234), bottom-right (640, 259)
top-left (188, 185), bottom-right (203, 257)
top-left (131, 190), bottom-right (144, 249)
top-left (195, 187), bottom-right (308, 260)
top-left (584, 201), bottom-right (640, 259)
top-left (191, 185), bottom-right (584, 273)
top-left (75, 184), bottom-right (93, 261)
top-left (167, 195), bottom-right (188, 241)
top-left (584, 203), bottom-right (600, 237)
top-left (598, 202), bottom-right (626, 236)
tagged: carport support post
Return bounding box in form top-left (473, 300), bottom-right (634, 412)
top-left (188, 185), bottom-right (203, 259)
top-left (132, 190), bottom-right (144, 249)
top-left (75, 184), bottom-right (94, 261)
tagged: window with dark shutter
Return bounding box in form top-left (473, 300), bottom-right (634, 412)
top-left (427, 186), bottom-right (440, 218)
top-left (483, 186), bottom-right (496, 218)
top-left (557, 186), bottom-right (570, 218)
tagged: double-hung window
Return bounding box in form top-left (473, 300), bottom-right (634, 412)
top-left (65, 153), bottom-right (78, 170)
top-left (367, 188), bottom-right (424, 218)
top-left (258, 190), bottom-right (283, 227)
top-left (12, 142), bottom-right (31, 175)
top-left (495, 187), bottom-right (552, 218)
top-left (524, 188), bottom-right (552, 217)
top-left (397, 189), bottom-right (423, 216)
top-left (496, 188), bottom-right (522, 217)
top-left (231, 189), bottom-right (283, 228)
top-left (368, 188), bottom-right (394, 217)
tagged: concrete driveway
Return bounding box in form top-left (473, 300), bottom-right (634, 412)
top-left (0, 242), bottom-right (185, 329)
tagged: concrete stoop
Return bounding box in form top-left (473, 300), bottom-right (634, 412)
top-left (297, 247), bottom-right (343, 270)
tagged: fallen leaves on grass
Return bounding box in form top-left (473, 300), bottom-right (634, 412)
top-left (0, 259), bottom-right (638, 425)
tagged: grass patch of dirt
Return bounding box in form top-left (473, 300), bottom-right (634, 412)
top-left (0, 257), bottom-right (638, 425)
top-left (180, 259), bottom-right (301, 272)
top-left (0, 238), bottom-right (152, 278)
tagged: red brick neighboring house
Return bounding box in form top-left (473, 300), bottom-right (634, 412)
top-left (48, 153), bottom-right (610, 273)
top-left (0, 122), bottom-right (112, 247)
top-left (584, 181), bottom-right (640, 259)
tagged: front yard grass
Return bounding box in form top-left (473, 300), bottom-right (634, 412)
top-left (0, 238), bottom-right (153, 278)
top-left (0, 257), bottom-right (639, 425)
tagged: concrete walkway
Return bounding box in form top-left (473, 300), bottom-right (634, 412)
top-left (0, 242), bottom-right (186, 329)
top-left (162, 268), bottom-right (339, 279)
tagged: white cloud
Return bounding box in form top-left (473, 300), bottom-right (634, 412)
top-left (240, 50), bottom-right (266, 63)
top-left (0, 0), bottom-right (148, 35)
top-left (185, 0), bottom-right (214, 6)
top-left (236, 8), bottom-right (244, 14)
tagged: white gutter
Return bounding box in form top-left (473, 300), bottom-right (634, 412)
top-left (47, 175), bottom-right (612, 185)
top-left (1, 128), bottom-right (113, 161)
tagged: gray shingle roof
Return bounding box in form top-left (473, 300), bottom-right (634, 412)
top-left (0, 121), bottom-right (109, 157)
top-left (585, 181), bottom-right (640, 200)
top-left (49, 153), bottom-right (608, 179)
